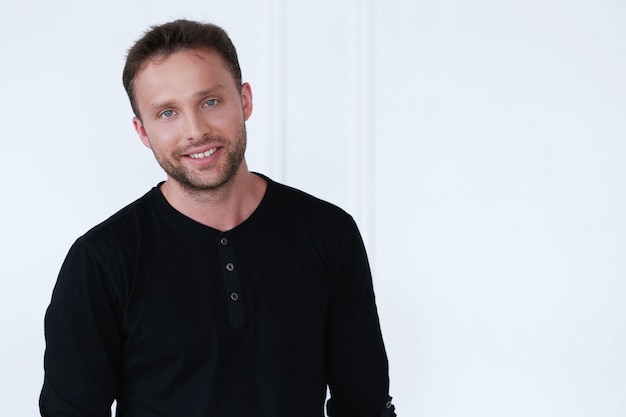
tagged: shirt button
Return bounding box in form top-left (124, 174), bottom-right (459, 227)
top-left (220, 237), bottom-right (228, 245)
top-left (230, 292), bottom-right (239, 301)
top-left (226, 263), bottom-right (235, 272)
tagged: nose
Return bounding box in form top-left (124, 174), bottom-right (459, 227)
top-left (183, 110), bottom-right (209, 141)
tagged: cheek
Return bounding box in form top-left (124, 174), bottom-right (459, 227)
top-left (215, 116), bottom-right (244, 135)
top-left (145, 123), bottom-right (178, 147)
top-left (211, 105), bottom-right (244, 128)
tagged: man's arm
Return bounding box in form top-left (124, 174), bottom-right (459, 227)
top-left (325, 217), bottom-right (396, 417)
top-left (40, 239), bottom-right (121, 417)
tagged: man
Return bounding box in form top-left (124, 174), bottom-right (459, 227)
top-left (40, 19), bottom-right (395, 417)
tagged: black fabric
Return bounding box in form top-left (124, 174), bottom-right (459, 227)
top-left (40, 175), bottom-right (392, 417)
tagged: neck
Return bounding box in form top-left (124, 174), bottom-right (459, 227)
top-left (160, 166), bottom-right (267, 231)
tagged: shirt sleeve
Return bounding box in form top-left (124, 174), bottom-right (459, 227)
top-left (325, 217), bottom-right (397, 417)
top-left (40, 239), bottom-right (122, 417)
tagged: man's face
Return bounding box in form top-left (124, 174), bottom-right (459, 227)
top-left (132, 48), bottom-right (252, 193)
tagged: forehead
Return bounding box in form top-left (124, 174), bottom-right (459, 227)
top-left (135, 47), bottom-right (234, 88)
top-left (133, 48), bottom-right (237, 107)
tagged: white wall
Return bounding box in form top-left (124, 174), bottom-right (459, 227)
top-left (1, 1), bottom-right (625, 416)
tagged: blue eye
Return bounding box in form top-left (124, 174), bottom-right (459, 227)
top-left (160, 110), bottom-right (174, 118)
top-left (204, 99), bottom-right (218, 107)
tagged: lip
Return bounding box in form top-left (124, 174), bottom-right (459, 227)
top-left (182, 145), bottom-right (221, 164)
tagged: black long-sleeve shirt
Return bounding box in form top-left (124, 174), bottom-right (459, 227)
top-left (40, 175), bottom-right (395, 417)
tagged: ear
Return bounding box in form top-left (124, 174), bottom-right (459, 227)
top-left (133, 117), bottom-right (152, 149)
top-left (241, 82), bottom-right (253, 122)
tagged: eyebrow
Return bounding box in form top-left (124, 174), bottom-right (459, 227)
top-left (149, 85), bottom-right (227, 111)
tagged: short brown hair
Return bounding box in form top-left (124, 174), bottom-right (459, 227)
top-left (122, 19), bottom-right (242, 118)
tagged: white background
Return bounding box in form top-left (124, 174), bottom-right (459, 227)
top-left (1, 1), bottom-right (625, 416)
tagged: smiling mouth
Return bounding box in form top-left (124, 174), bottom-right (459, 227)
top-left (189, 148), bottom-right (217, 159)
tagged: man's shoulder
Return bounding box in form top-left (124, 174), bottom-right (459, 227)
top-left (76, 185), bottom-right (160, 245)
top-left (266, 177), bottom-right (351, 219)
top-left (262, 176), bottom-right (357, 234)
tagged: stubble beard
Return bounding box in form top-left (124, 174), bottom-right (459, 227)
top-left (153, 124), bottom-right (247, 195)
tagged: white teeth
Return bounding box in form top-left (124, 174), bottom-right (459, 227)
top-left (189, 148), bottom-right (217, 159)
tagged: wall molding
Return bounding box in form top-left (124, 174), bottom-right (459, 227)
top-left (269, 0), bottom-right (286, 182)
top-left (356, 0), bottom-right (376, 258)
